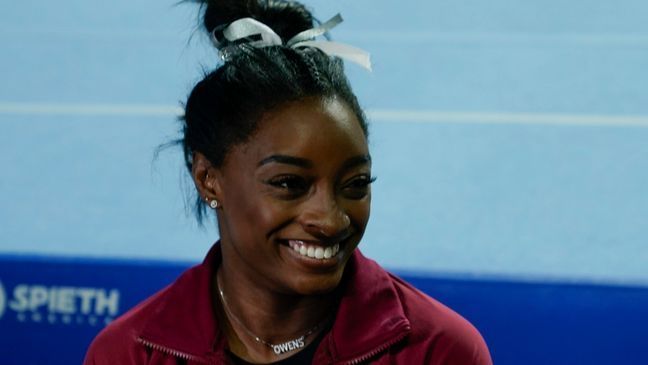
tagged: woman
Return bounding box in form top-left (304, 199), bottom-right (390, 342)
top-left (84, 0), bottom-right (492, 364)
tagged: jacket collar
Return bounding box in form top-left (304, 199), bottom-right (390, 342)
top-left (138, 243), bottom-right (225, 361)
top-left (138, 243), bottom-right (411, 362)
top-left (327, 250), bottom-right (411, 362)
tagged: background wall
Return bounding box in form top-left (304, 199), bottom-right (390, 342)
top-left (1, 0), bottom-right (647, 364)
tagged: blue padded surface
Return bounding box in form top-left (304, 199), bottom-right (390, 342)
top-left (0, 255), bottom-right (185, 365)
top-left (1, 255), bottom-right (646, 365)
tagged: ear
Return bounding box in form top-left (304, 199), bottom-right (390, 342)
top-left (192, 152), bottom-right (223, 205)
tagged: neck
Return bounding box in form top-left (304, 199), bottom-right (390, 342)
top-left (218, 263), bottom-right (335, 334)
top-left (215, 260), bottom-right (337, 362)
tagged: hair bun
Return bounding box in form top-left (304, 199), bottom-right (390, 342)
top-left (199, 0), bottom-right (314, 42)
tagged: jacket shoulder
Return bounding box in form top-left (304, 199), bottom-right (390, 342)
top-left (83, 285), bottom-right (171, 365)
top-left (388, 273), bottom-right (493, 365)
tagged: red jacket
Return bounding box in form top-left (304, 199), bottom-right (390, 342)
top-left (84, 244), bottom-right (492, 364)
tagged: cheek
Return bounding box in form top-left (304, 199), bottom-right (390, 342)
top-left (256, 202), bottom-right (296, 234)
top-left (347, 196), bottom-right (371, 232)
top-left (221, 180), bottom-right (263, 237)
top-left (227, 189), bottom-right (296, 238)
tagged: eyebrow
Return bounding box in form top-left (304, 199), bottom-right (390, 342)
top-left (258, 155), bottom-right (313, 168)
top-left (340, 154), bottom-right (372, 171)
top-left (257, 154), bottom-right (371, 170)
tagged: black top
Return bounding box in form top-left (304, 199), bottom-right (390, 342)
top-left (229, 330), bottom-right (327, 365)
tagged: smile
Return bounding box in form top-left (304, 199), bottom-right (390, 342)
top-left (287, 240), bottom-right (340, 260)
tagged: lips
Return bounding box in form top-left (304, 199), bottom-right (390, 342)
top-left (287, 240), bottom-right (341, 260)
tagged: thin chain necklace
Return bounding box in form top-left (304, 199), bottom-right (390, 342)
top-left (216, 273), bottom-right (330, 356)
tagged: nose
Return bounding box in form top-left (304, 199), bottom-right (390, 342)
top-left (298, 190), bottom-right (351, 242)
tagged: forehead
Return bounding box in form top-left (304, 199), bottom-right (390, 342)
top-left (235, 97), bottom-right (369, 163)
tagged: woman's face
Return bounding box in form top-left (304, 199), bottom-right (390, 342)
top-left (213, 96), bottom-right (371, 295)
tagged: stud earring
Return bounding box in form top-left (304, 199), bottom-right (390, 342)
top-left (209, 199), bottom-right (219, 209)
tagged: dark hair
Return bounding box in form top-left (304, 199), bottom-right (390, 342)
top-left (183, 0), bottom-right (368, 222)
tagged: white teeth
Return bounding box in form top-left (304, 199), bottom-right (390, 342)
top-left (288, 240), bottom-right (342, 260)
top-left (323, 247), bottom-right (332, 259)
top-left (315, 247), bottom-right (324, 259)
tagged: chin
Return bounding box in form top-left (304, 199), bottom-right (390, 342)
top-left (289, 271), bottom-right (345, 296)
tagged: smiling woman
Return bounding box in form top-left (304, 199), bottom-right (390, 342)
top-left (83, 0), bottom-right (491, 364)
top-left (203, 98), bottom-right (372, 299)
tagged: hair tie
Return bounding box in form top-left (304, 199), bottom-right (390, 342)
top-left (210, 14), bottom-right (371, 71)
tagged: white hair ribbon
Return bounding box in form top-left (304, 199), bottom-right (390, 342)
top-left (210, 14), bottom-right (371, 71)
top-left (285, 13), bottom-right (343, 46)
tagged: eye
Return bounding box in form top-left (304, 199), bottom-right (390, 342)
top-left (342, 174), bottom-right (376, 199)
top-left (265, 175), bottom-right (310, 197)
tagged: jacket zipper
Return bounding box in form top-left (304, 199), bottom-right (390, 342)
top-left (137, 337), bottom-right (209, 363)
top-left (342, 331), bottom-right (409, 365)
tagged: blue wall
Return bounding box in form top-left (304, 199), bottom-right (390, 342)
top-left (2, 254), bottom-right (647, 365)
